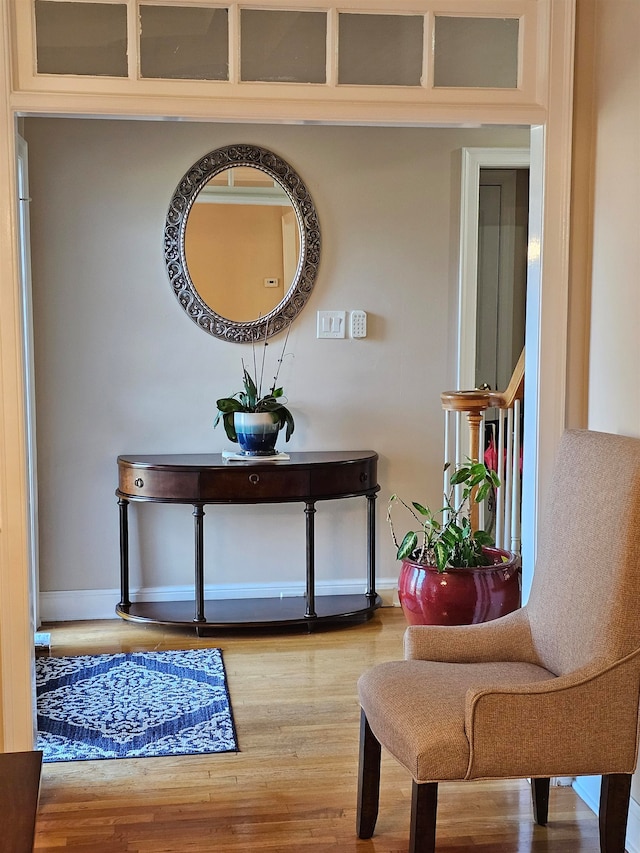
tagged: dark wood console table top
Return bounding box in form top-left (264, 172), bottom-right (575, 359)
top-left (116, 451), bottom-right (381, 633)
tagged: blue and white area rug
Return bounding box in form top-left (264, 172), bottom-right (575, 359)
top-left (36, 649), bottom-right (238, 762)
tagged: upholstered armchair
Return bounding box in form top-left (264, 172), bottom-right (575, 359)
top-left (357, 429), bottom-right (640, 853)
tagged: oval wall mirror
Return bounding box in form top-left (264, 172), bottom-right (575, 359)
top-left (164, 144), bottom-right (321, 342)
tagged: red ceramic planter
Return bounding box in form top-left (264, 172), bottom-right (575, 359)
top-left (398, 546), bottom-right (521, 626)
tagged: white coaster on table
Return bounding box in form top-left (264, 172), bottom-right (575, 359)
top-left (222, 451), bottom-right (290, 462)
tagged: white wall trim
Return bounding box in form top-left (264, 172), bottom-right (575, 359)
top-left (0, 0), bottom-right (38, 752)
top-left (627, 794), bottom-right (640, 853)
top-left (573, 775), bottom-right (599, 814)
top-left (39, 578), bottom-right (400, 622)
top-left (572, 775), bottom-right (640, 853)
top-left (16, 134), bottom-right (40, 635)
top-left (520, 0), bottom-right (576, 603)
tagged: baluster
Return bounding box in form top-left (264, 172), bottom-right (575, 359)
top-left (495, 410), bottom-right (506, 549)
top-left (441, 349), bottom-right (524, 545)
top-left (504, 407), bottom-right (514, 548)
top-left (511, 398), bottom-right (522, 553)
top-left (443, 410), bottom-right (451, 526)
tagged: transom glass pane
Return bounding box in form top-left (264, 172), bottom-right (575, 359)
top-left (140, 6), bottom-right (228, 80)
top-left (240, 10), bottom-right (326, 84)
top-left (433, 16), bottom-right (519, 88)
top-left (35, 1), bottom-right (128, 77)
top-left (338, 14), bottom-right (423, 86)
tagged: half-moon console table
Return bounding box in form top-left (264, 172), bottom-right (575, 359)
top-left (116, 451), bottom-right (381, 633)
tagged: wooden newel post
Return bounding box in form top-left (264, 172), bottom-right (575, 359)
top-left (440, 389), bottom-right (492, 532)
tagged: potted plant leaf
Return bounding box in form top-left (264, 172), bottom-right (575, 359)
top-left (214, 328), bottom-right (294, 456)
top-left (387, 461), bottom-right (520, 625)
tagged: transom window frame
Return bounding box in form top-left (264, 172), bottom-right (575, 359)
top-left (12, 0), bottom-right (544, 121)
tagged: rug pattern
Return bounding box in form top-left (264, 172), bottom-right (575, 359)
top-left (36, 648), bottom-right (238, 762)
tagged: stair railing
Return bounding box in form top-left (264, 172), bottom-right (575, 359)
top-left (440, 349), bottom-right (524, 553)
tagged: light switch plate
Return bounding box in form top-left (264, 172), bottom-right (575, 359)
top-left (317, 310), bottom-right (346, 339)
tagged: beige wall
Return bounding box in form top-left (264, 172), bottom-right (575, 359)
top-left (588, 0), bottom-right (640, 822)
top-left (585, 0), bottom-right (640, 438)
top-left (23, 118), bottom-right (528, 605)
top-left (571, 0), bottom-right (640, 830)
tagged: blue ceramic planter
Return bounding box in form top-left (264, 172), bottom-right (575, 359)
top-left (234, 412), bottom-right (280, 456)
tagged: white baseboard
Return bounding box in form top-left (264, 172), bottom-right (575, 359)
top-left (628, 796), bottom-right (640, 853)
top-left (572, 775), bottom-right (600, 814)
top-left (39, 578), bottom-right (400, 622)
top-left (573, 776), bottom-right (601, 814)
top-left (572, 776), bottom-right (640, 853)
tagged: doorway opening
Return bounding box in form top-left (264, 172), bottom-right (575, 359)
top-left (455, 147), bottom-right (530, 571)
top-left (457, 147), bottom-right (530, 392)
top-left (476, 167), bottom-right (529, 394)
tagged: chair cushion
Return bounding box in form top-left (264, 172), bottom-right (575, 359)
top-left (358, 659), bottom-right (555, 783)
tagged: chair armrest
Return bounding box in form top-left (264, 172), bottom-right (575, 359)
top-left (464, 651), bottom-right (640, 780)
top-left (404, 607), bottom-right (537, 664)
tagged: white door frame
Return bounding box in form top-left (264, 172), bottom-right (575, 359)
top-left (0, 0), bottom-right (576, 750)
top-left (457, 148), bottom-right (528, 590)
top-left (16, 135), bottom-right (40, 637)
top-left (457, 147), bottom-right (531, 391)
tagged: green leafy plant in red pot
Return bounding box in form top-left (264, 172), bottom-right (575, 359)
top-left (388, 461), bottom-right (521, 626)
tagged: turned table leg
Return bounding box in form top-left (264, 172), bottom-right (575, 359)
top-left (305, 501), bottom-right (317, 618)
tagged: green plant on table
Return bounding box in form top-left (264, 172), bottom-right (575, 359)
top-left (214, 325), bottom-right (295, 444)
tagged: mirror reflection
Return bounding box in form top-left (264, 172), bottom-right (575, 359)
top-left (185, 166), bottom-right (301, 323)
top-left (164, 144), bottom-right (320, 343)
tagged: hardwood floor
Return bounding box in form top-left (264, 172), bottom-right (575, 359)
top-left (33, 608), bottom-right (601, 852)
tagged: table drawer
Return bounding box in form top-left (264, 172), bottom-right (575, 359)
top-left (309, 460), bottom-right (377, 497)
top-left (200, 467), bottom-right (311, 501)
top-left (119, 467), bottom-right (200, 500)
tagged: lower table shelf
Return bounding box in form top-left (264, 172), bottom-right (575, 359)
top-left (116, 593), bottom-right (382, 634)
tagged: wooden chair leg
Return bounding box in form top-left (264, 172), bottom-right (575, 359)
top-left (409, 781), bottom-right (438, 853)
top-left (357, 709), bottom-right (381, 839)
top-left (599, 773), bottom-right (631, 853)
top-left (532, 777), bottom-right (550, 826)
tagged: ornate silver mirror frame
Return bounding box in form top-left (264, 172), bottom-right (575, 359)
top-left (164, 144), bottom-right (321, 342)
